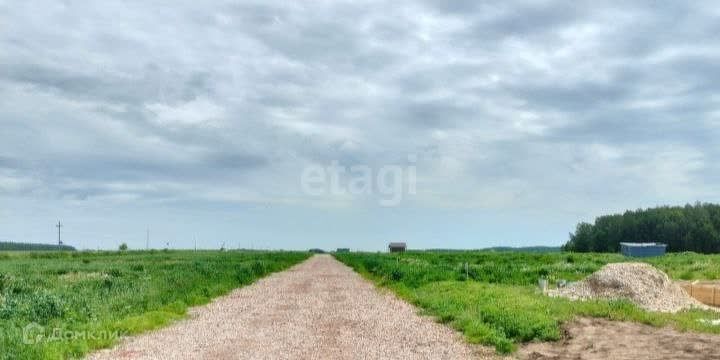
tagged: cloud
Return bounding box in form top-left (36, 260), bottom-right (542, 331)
top-left (1, 0), bottom-right (719, 219)
top-left (146, 97), bottom-right (226, 127)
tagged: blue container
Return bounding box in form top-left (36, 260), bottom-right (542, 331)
top-left (620, 242), bottom-right (667, 257)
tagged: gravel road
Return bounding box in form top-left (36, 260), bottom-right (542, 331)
top-left (89, 255), bottom-right (489, 360)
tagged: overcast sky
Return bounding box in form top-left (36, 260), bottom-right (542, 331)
top-left (1, 1), bottom-right (719, 250)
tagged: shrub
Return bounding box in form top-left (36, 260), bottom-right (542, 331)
top-left (28, 291), bottom-right (65, 323)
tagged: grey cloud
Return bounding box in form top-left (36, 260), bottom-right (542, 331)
top-left (397, 99), bottom-right (476, 128)
top-left (0, 156), bottom-right (21, 170)
top-left (2, 62), bottom-right (214, 107)
top-left (506, 81), bottom-right (632, 112)
top-left (469, 3), bottom-right (586, 38)
top-left (1, 0), bottom-right (720, 210)
top-left (46, 151), bottom-right (267, 183)
top-left (207, 153), bottom-right (269, 170)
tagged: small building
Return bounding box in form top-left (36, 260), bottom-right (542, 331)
top-left (336, 248), bottom-right (350, 253)
top-left (620, 242), bottom-right (667, 257)
top-left (388, 242), bottom-right (406, 253)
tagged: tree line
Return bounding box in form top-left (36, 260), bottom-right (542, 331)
top-left (0, 242), bottom-right (76, 251)
top-left (563, 203), bottom-right (720, 253)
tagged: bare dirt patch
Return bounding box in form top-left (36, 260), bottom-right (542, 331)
top-left (519, 317), bottom-right (720, 360)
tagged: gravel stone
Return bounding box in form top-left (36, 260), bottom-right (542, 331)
top-left (88, 255), bottom-right (492, 359)
top-left (550, 262), bottom-right (710, 313)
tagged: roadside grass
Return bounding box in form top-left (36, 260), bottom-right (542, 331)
top-left (335, 251), bottom-right (720, 353)
top-left (0, 250), bottom-right (309, 359)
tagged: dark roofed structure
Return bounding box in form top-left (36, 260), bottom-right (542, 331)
top-left (388, 242), bottom-right (406, 253)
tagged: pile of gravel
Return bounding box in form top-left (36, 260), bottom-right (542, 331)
top-left (551, 262), bottom-right (708, 313)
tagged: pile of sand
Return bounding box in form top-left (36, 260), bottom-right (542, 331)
top-left (551, 262), bottom-right (708, 313)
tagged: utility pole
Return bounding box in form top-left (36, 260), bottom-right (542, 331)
top-left (56, 221), bottom-right (63, 249)
top-left (146, 228), bottom-right (150, 250)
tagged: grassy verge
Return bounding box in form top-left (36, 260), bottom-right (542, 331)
top-left (0, 250), bottom-right (310, 359)
top-left (335, 251), bottom-right (720, 353)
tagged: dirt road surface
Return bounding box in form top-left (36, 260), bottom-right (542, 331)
top-left (89, 255), bottom-right (490, 360)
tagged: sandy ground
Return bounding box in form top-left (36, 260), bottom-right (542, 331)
top-left (89, 255), bottom-right (492, 360)
top-left (519, 317), bottom-right (720, 360)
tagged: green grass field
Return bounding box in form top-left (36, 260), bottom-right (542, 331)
top-left (0, 250), bottom-right (309, 359)
top-left (334, 251), bottom-right (720, 353)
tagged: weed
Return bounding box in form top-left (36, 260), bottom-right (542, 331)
top-left (336, 251), bottom-right (720, 353)
top-left (0, 250), bottom-right (309, 359)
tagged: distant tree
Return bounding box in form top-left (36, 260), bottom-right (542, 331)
top-left (564, 222), bottom-right (594, 252)
top-left (0, 242), bottom-right (75, 251)
top-left (119, 243), bottom-right (128, 251)
top-left (563, 203), bottom-right (720, 254)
